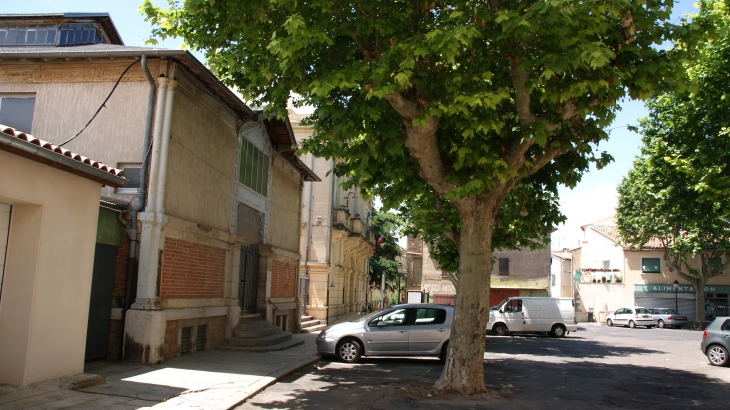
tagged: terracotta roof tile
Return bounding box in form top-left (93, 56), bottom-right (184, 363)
top-left (587, 224), bottom-right (665, 250)
top-left (0, 124), bottom-right (124, 178)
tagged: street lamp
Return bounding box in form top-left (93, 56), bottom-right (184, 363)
top-left (673, 280), bottom-right (680, 312)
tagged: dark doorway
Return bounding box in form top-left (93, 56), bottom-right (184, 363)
top-left (239, 246), bottom-right (260, 313)
top-left (85, 243), bottom-right (117, 361)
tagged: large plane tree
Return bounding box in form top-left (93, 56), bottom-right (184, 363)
top-left (143, 0), bottom-right (701, 394)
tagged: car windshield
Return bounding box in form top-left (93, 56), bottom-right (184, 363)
top-left (354, 307), bottom-right (391, 322)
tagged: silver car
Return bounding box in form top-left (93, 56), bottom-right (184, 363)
top-left (606, 306), bottom-right (655, 328)
top-left (649, 308), bottom-right (688, 328)
top-left (316, 303), bottom-right (453, 363)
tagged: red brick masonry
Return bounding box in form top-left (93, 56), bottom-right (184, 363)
top-left (160, 237), bottom-right (226, 299)
top-left (271, 260), bottom-right (296, 298)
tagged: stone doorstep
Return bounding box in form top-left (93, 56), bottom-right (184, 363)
top-left (300, 319), bottom-right (321, 327)
top-left (233, 325), bottom-right (282, 339)
top-left (59, 373), bottom-right (106, 391)
top-left (226, 331), bottom-right (293, 347)
top-left (300, 324), bottom-right (327, 333)
top-left (237, 319), bottom-right (271, 331)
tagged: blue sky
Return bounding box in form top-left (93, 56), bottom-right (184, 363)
top-left (6, 1), bottom-right (701, 248)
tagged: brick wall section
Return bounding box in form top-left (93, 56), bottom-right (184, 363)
top-left (271, 260), bottom-right (296, 298)
top-left (113, 232), bottom-right (130, 299)
top-left (106, 319), bottom-right (122, 359)
top-left (164, 320), bottom-right (180, 360)
top-left (160, 237), bottom-right (226, 299)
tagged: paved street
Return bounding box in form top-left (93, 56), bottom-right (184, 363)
top-left (237, 323), bottom-right (730, 409)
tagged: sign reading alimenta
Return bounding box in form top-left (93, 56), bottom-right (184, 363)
top-left (634, 284), bottom-right (730, 294)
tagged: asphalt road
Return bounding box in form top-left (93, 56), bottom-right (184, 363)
top-left (236, 323), bottom-right (730, 409)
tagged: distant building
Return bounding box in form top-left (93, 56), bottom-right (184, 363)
top-left (406, 237), bottom-right (551, 306)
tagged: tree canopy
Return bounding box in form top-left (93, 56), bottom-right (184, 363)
top-left (368, 208), bottom-right (404, 295)
top-left (143, 0), bottom-right (702, 394)
top-left (616, 0), bottom-right (730, 321)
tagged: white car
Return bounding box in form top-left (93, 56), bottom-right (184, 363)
top-left (606, 307), bottom-right (655, 328)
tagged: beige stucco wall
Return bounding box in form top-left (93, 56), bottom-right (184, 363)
top-left (163, 68), bottom-right (240, 233)
top-left (0, 150), bottom-right (102, 385)
top-left (0, 60), bottom-right (156, 164)
top-left (268, 157), bottom-right (303, 253)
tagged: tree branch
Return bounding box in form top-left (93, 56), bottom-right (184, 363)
top-left (384, 92), bottom-right (455, 197)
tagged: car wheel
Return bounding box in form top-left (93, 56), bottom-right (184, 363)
top-left (550, 324), bottom-right (566, 338)
top-left (706, 345), bottom-right (729, 366)
top-left (493, 323), bottom-right (507, 336)
top-left (606, 319), bottom-right (613, 327)
top-left (336, 338), bottom-right (362, 363)
top-left (657, 320), bottom-right (665, 328)
top-left (628, 320), bottom-right (636, 328)
top-left (439, 341), bottom-right (449, 363)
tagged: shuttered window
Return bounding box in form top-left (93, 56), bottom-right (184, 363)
top-left (498, 258), bottom-right (509, 276)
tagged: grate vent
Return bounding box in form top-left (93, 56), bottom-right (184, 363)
top-left (180, 327), bottom-right (192, 354)
top-left (196, 325), bottom-right (206, 351)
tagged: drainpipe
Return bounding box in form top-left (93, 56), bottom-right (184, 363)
top-left (154, 78), bottom-right (177, 214)
top-left (326, 158), bottom-right (336, 323)
top-left (303, 153), bottom-right (315, 315)
top-left (120, 55), bottom-right (156, 358)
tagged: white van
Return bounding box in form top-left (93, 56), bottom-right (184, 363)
top-left (487, 297), bottom-right (577, 338)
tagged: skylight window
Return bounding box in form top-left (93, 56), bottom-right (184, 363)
top-left (0, 22), bottom-right (107, 46)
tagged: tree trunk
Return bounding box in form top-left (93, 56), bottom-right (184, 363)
top-left (695, 276), bottom-right (707, 322)
top-left (435, 200), bottom-right (493, 394)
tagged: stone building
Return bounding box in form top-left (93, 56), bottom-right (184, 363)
top-left (289, 112), bottom-right (375, 325)
top-left (407, 237), bottom-right (551, 306)
top-left (0, 13), bottom-right (318, 366)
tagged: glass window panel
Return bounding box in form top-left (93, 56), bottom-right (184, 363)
top-left (245, 141), bottom-right (255, 188)
top-left (238, 138), bottom-right (248, 184)
top-left (26, 26), bottom-right (36, 44)
top-left (0, 97), bottom-right (36, 134)
top-left (59, 27), bottom-right (68, 44)
top-left (47, 26), bottom-right (56, 44)
top-left (7, 26), bottom-right (18, 45)
top-left (255, 149), bottom-right (263, 194)
top-left (17, 25), bottom-right (26, 45)
top-left (642, 258), bottom-right (661, 273)
top-left (37, 26), bottom-right (46, 44)
top-left (122, 167), bottom-right (141, 189)
top-left (0, 28), bottom-right (7, 45)
top-left (261, 154), bottom-right (269, 196)
top-left (709, 258), bottom-right (723, 274)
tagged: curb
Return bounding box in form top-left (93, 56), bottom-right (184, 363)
top-left (223, 355), bottom-right (322, 409)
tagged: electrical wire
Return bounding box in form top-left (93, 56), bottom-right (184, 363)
top-left (58, 59), bottom-right (141, 147)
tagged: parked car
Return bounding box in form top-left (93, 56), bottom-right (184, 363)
top-left (649, 308), bottom-right (688, 328)
top-left (316, 304), bottom-right (453, 363)
top-left (701, 316), bottom-right (730, 366)
top-left (606, 307), bottom-right (655, 328)
top-left (486, 297), bottom-right (577, 338)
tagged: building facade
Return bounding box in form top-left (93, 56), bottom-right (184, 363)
top-left (0, 13), bottom-right (317, 366)
top-left (407, 237), bottom-right (551, 306)
top-left (572, 217), bottom-right (730, 321)
top-left (290, 112), bottom-right (375, 324)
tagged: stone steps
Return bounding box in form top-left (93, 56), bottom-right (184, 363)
top-left (222, 313), bottom-right (299, 353)
top-left (300, 324), bottom-right (327, 333)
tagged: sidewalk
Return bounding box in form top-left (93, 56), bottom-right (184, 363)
top-left (0, 333), bottom-right (320, 410)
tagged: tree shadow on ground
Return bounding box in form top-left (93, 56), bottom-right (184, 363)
top-left (237, 357), bottom-right (730, 410)
top-left (484, 332), bottom-right (662, 358)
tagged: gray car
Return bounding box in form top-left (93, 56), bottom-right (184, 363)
top-left (649, 308), bottom-right (689, 328)
top-left (701, 316), bottom-right (730, 366)
top-left (316, 303), bottom-right (453, 363)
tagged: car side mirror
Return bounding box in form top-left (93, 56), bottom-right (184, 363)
top-left (376, 321), bottom-right (387, 327)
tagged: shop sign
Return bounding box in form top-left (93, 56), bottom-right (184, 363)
top-left (634, 284), bottom-right (730, 294)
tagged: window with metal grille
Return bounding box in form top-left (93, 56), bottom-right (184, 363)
top-left (196, 325), bottom-right (206, 352)
top-left (239, 138), bottom-right (269, 197)
top-left (236, 203), bottom-right (264, 243)
top-left (498, 258), bottom-right (509, 276)
top-left (180, 327), bottom-right (192, 354)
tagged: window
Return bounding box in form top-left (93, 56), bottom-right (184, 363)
top-left (116, 165), bottom-right (141, 194)
top-left (0, 97), bottom-right (35, 134)
top-left (642, 258), bottom-right (661, 273)
top-left (503, 299), bottom-right (522, 313)
top-left (59, 23), bottom-right (106, 45)
top-left (709, 258), bottom-right (724, 275)
top-left (603, 260), bottom-right (610, 269)
top-left (369, 308), bottom-right (408, 327)
top-left (413, 308), bottom-right (446, 325)
top-left (498, 258), bottom-right (509, 276)
top-left (551, 274), bottom-right (556, 286)
top-left (239, 138), bottom-right (269, 197)
top-left (0, 24), bottom-right (57, 45)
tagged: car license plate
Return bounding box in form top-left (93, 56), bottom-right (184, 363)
top-left (642, 315), bottom-right (649, 318)
top-left (675, 316), bottom-right (685, 320)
